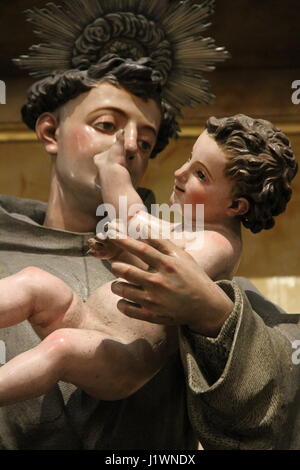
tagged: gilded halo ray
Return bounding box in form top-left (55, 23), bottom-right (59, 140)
top-left (14, 0), bottom-right (229, 112)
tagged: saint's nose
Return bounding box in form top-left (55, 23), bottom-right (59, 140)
top-left (124, 125), bottom-right (138, 160)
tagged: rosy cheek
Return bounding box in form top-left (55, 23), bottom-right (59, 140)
top-left (61, 126), bottom-right (98, 159)
top-left (188, 187), bottom-right (206, 205)
top-left (74, 127), bottom-right (96, 157)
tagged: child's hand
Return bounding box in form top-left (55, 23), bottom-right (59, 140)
top-left (88, 219), bottom-right (128, 261)
top-left (93, 129), bottom-right (126, 169)
top-left (87, 236), bottom-right (123, 262)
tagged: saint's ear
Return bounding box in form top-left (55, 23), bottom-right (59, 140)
top-left (35, 113), bottom-right (59, 155)
top-left (227, 197), bottom-right (249, 218)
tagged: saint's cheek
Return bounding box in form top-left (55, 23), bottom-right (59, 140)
top-left (70, 127), bottom-right (99, 160)
top-left (55, 127), bottom-right (101, 189)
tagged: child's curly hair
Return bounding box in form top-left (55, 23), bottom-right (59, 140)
top-left (206, 114), bottom-right (298, 233)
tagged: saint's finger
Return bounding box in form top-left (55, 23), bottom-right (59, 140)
top-left (109, 236), bottom-right (164, 268)
top-left (111, 262), bottom-right (153, 286)
top-left (117, 299), bottom-right (165, 325)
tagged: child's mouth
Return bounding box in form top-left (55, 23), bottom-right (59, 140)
top-left (175, 185), bottom-right (185, 193)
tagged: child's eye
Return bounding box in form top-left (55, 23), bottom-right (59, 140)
top-left (197, 170), bottom-right (207, 181)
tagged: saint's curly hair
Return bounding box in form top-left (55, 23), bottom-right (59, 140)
top-left (206, 114), bottom-right (298, 233)
top-left (21, 55), bottom-right (179, 159)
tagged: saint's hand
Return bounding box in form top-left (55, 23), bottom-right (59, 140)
top-left (109, 236), bottom-right (234, 337)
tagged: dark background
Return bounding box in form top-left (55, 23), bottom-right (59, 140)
top-left (1, 0), bottom-right (299, 76)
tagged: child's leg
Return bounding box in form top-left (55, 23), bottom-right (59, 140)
top-left (0, 326), bottom-right (150, 406)
top-left (0, 269), bottom-right (177, 406)
top-left (0, 267), bottom-right (84, 338)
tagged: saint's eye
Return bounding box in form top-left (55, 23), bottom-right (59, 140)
top-left (94, 121), bottom-right (116, 132)
top-left (139, 140), bottom-right (152, 153)
top-left (197, 170), bottom-right (207, 181)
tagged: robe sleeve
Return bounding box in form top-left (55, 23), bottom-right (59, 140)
top-left (179, 280), bottom-right (300, 450)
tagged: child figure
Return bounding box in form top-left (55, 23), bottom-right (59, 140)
top-left (0, 114), bottom-right (297, 406)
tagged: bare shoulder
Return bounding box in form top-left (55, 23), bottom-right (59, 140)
top-left (204, 229), bottom-right (239, 252)
top-left (186, 228), bottom-right (242, 281)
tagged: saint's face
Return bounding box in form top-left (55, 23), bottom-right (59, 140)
top-left (170, 130), bottom-right (235, 224)
top-left (53, 81), bottom-right (161, 205)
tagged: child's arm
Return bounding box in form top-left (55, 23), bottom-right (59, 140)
top-left (92, 130), bottom-right (175, 268)
top-left (91, 129), bottom-right (152, 267)
top-left (94, 129), bottom-right (146, 225)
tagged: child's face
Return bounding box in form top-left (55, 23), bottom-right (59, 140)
top-left (170, 130), bottom-right (234, 223)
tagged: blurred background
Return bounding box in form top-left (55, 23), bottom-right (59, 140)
top-left (0, 0), bottom-right (299, 312)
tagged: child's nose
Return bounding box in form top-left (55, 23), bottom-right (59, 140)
top-left (174, 162), bottom-right (189, 183)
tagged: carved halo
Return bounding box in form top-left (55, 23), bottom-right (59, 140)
top-left (14, 0), bottom-right (229, 111)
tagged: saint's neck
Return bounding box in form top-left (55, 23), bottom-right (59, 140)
top-left (44, 174), bottom-right (100, 233)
